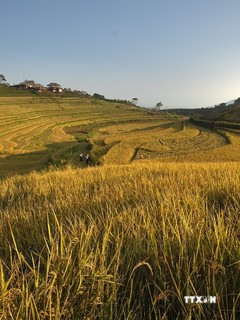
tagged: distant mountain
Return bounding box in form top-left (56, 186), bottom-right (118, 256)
top-left (199, 98), bottom-right (240, 123)
top-left (168, 98), bottom-right (240, 123)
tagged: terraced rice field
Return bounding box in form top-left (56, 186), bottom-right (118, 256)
top-left (0, 96), bottom-right (161, 175)
top-left (92, 118), bottom-right (240, 164)
top-left (0, 95), bottom-right (240, 176)
top-left (1, 94), bottom-right (240, 319)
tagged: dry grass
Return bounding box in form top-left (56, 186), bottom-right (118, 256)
top-left (0, 162), bottom-right (239, 319)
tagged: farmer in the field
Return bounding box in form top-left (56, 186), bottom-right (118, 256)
top-left (85, 154), bottom-right (90, 165)
top-left (80, 153), bottom-right (83, 161)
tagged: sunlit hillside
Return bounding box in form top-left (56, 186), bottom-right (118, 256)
top-left (0, 95), bottom-right (156, 176)
top-left (0, 94), bottom-right (240, 319)
top-left (1, 95), bottom-right (240, 177)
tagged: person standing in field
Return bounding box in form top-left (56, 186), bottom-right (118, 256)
top-left (80, 153), bottom-right (83, 162)
top-left (85, 154), bottom-right (90, 165)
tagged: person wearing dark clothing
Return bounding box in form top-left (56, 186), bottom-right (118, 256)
top-left (85, 154), bottom-right (90, 165)
top-left (80, 153), bottom-right (83, 161)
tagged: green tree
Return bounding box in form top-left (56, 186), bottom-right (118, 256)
top-left (132, 98), bottom-right (138, 105)
top-left (0, 74), bottom-right (6, 84)
top-left (155, 102), bottom-right (163, 111)
top-left (24, 80), bottom-right (35, 84)
top-left (234, 98), bottom-right (240, 105)
top-left (93, 93), bottom-right (105, 99)
top-left (47, 83), bottom-right (61, 88)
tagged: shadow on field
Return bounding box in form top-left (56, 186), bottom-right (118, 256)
top-left (0, 140), bottom-right (92, 177)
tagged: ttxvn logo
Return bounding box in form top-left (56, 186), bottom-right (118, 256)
top-left (184, 296), bottom-right (216, 304)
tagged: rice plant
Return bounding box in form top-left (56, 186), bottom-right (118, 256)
top-left (0, 162), bottom-right (239, 319)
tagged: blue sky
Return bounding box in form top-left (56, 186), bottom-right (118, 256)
top-left (1, 0), bottom-right (240, 108)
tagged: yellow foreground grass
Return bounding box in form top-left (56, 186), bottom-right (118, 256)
top-left (0, 161), bottom-right (240, 319)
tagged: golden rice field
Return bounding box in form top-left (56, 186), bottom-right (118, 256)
top-left (0, 163), bottom-right (240, 319)
top-left (0, 95), bottom-right (240, 319)
top-left (1, 96), bottom-right (240, 175)
top-left (0, 96), bottom-right (156, 175)
top-left (93, 116), bottom-right (240, 165)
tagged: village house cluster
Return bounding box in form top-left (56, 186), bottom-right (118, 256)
top-left (13, 81), bottom-right (63, 93)
top-left (12, 80), bottom-right (89, 96)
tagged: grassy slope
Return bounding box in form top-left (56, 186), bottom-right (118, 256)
top-left (1, 95), bottom-right (239, 177)
top-left (170, 99), bottom-right (240, 123)
top-left (0, 94), bottom-right (240, 319)
top-left (194, 101), bottom-right (240, 123)
top-left (0, 85), bottom-right (36, 96)
top-left (0, 95), bottom-right (154, 176)
top-left (203, 102), bottom-right (240, 123)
